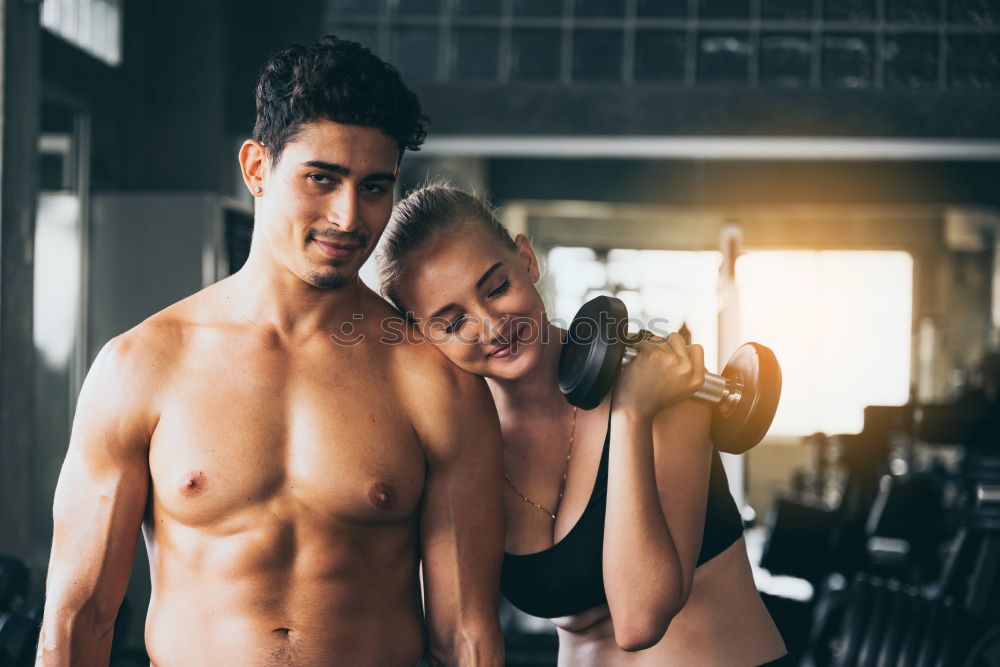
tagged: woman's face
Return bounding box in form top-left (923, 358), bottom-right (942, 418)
top-left (393, 223), bottom-right (548, 382)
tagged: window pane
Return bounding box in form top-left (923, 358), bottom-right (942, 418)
top-left (738, 251), bottom-right (912, 435)
top-left (511, 29), bottom-right (562, 81)
top-left (328, 24), bottom-right (380, 54)
top-left (326, 0), bottom-right (384, 14)
top-left (450, 27), bottom-right (500, 81)
top-left (512, 0), bottom-right (563, 16)
top-left (394, 0), bottom-right (441, 15)
top-left (886, 0), bottom-right (938, 22)
top-left (822, 33), bottom-right (874, 88)
top-left (698, 0), bottom-right (750, 19)
top-left (761, 0), bottom-right (812, 20)
top-left (698, 32), bottom-right (751, 84)
top-left (948, 34), bottom-right (1000, 89)
top-left (884, 32), bottom-right (939, 89)
top-left (950, 0), bottom-right (999, 24)
top-left (41, 0), bottom-right (122, 66)
top-left (575, 0), bottom-right (626, 17)
top-left (823, 0), bottom-right (874, 21)
top-left (760, 33), bottom-right (812, 87)
top-left (637, 0), bottom-right (688, 18)
top-left (635, 30), bottom-right (687, 82)
top-left (573, 29), bottom-right (624, 82)
top-left (454, 0), bottom-right (501, 15)
top-left (547, 248), bottom-right (722, 371)
top-left (389, 26), bottom-right (440, 81)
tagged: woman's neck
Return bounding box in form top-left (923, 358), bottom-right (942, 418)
top-left (486, 323), bottom-right (568, 420)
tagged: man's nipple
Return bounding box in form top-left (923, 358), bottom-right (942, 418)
top-left (368, 482), bottom-right (395, 509)
top-left (180, 471), bottom-right (207, 497)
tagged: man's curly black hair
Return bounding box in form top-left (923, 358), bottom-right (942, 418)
top-left (252, 35), bottom-right (427, 165)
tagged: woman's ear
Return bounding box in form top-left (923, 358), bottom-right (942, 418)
top-left (514, 234), bottom-right (541, 283)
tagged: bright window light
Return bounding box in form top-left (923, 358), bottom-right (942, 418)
top-left (737, 251), bottom-right (913, 435)
top-left (42, 0), bottom-right (123, 66)
top-left (546, 247), bottom-right (914, 437)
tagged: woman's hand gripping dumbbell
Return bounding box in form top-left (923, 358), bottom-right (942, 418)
top-left (557, 295), bottom-right (782, 454)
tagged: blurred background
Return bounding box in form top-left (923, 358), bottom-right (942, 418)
top-left (1, 0), bottom-right (999, 664)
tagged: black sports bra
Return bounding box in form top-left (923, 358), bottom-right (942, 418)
top-left (500, 416), bottom-right (744, 619)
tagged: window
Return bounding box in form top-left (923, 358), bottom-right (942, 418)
top-left (738, 251), bottom-right (913, 435)
top-left (42, 0), bottom-right (123, 66)
top-left (326, 0), bottom-right (1000, 89)
top-left (546, 248), bottom-right (914, 437)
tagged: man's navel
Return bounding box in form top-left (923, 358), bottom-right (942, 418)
top-left (180, 470), bottom-right (207, 497)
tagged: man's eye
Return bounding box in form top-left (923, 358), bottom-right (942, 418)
top-left (489, 279), bottom-right (511, 298)
top-left (308, 173), bottom-right (332, 184)
top-left (444, 315), bottom-right (466, 334)
top-left (361, 183), bottom-right (388, 195)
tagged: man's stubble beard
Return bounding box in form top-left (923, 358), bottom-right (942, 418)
top-left (305, 268), bottom-right (353, 290)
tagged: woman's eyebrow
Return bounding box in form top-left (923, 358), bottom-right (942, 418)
top-left (429, 302), bottom-right (460, 321)
top-left (475, 262), bottom-right (503, 289)
top-left (427, 262), bottom-right (504, 321)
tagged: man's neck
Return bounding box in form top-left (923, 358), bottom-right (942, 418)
top-left (228, 250), bottom-right (369, 340)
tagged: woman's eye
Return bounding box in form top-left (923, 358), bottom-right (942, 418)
top-left (488, 279), bottom-right (511, 298)
top-left (444, 315), bottom-right (466, 334)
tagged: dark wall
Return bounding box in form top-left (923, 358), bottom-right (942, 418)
top-left (485, 159), bottom-right (1000, 207)
top-left (415, 85), bottom-right (1000, 139)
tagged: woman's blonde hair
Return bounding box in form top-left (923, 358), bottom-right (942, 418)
top-left (376, 182), bottom-right (516, 312)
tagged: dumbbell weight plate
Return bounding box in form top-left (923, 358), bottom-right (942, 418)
top-left (558, 296), bottom-right (628, 410)
top-left (711, 342), bottom-right (782, 452)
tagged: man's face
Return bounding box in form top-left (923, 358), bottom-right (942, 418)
top-left (257, 121), bottom-right (399, 289)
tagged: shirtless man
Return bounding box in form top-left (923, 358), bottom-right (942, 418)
top-left (36, 37), bottom-right (505, 666)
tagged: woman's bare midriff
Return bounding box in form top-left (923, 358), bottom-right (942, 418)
top-left (551, 538), bottom-right (787, 666)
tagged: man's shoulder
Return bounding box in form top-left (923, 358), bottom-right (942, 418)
top-left (97, 286), bottom-right (215, 382)
top-left (380, 325), bottom-right (477, 396)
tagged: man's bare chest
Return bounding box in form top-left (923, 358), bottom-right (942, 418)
top-left (147, 345), bottom-right (425, 530)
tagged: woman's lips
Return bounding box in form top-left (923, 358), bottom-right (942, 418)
top-left (487, 322), bottom-right (527, 359)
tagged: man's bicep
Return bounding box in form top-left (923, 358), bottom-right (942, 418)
top-left (45, 337), bottom-right (153, 625)
top-left (418, 371), bottom-right (504, 658)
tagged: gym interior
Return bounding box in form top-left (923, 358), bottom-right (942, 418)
top-left (1, 0), bottom-right (999, 665)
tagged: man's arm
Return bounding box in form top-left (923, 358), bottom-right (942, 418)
top-left (410, 358), bottom-right (505, 667)
top-left (36, 334), bottom-right (157, 666)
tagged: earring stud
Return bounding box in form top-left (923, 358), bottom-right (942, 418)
top-left (253, 186), bottom-right (262, 194)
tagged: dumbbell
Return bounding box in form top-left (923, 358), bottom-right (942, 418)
top-left (557, 295), bottom-right (781, 454)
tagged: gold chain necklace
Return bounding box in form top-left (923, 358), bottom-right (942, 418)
top-left (503, 406), bottom-right (578, 521)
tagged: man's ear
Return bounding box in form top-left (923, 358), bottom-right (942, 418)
top-left (239, 139), bottom-right (269, 197)
top-left (513, 234), bottom-right (540, 283)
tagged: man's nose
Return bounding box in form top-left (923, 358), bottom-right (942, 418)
top-left (327, 187), bottom-right (360, 231)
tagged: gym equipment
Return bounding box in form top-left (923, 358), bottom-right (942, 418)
top-left (0, 611), bottom-right (37, 667)
top-left (963, 625), bottom-right (1000, 667)
top-left (760, 496), bottom-right (839, 582)
top-left (0, 556), bottom-right (28, 611)
top-left (558, 295), bottom-right (781, 454)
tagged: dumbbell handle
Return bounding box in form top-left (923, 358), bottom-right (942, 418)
top-left (621, 346), bottom-right (743, 416)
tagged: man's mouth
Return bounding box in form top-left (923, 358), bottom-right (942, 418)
top-left (313, 238), bottom-right (362, 259)
top-left (486, 321), bottom-right (528, 359)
